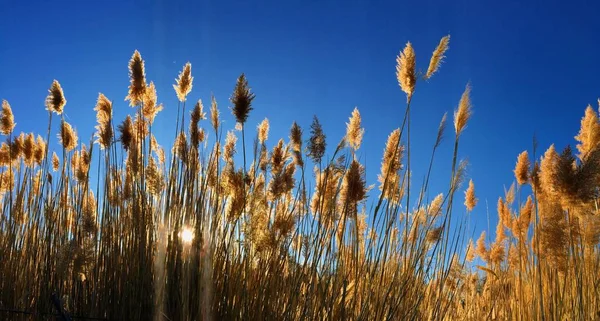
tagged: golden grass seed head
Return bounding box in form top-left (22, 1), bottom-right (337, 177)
top-left (34, 135), bottom-right (46, 166)
top-left (59, 121), bottom-right (78, 152)
top-left (454, 83), bottom-right (472, 136)
top-left (0, 100), bottom-right (16, 135)
top-left (45, 80), bottom-right (67, 115)
top-left (258, 118), bottom-right (269, 145)
top-left (514, 150), bottom-right (531, 185)
top-left (230, 73), bottom-right (255, 124)
top-left (174, 62), bottom-right (193, 102)
top-left (345, 107), bottom-right (364, 151)
top-left (23, 133), bottom-right (35, 166)
top-left (396, 42), bottom-right (416, 99)
top-left (210, 94), bottom-right (220, 132)
top-left (223, 131), bottom-right (237, 163)
top-left (52, 152), bottom-right (59, 171)
top-left (341, 159), bottom-right (367, 206)
top-left (143, 82), bottom-right (163, 124)
top-left (125, 50), bottom-right (146, 106)
top-left (307, 116), bottom-right (326, 163)
top-left (118, 116), bottom-right (134, 151)
top-left (464, 179), bottom-right (477, 211)
top-left (575, 104), bottom-right (600, 160)
top-left (425, 35), bottom-right (450, 80)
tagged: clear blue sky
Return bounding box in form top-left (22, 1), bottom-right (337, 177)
top-left (2, 0), bottom-right (600, 242)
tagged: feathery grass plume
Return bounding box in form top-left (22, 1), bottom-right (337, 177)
top-left (11, 132), bottom-right (25, 159)
top-left (210, 94), bottom-right (220, 132)
top-left (269, 162), bottom-right (296, 199)
top-left (190, 99), bottom-right (205, 149)
top-left (581, 214), bottom-right (600, 247)
top-left (475, 231), bottom-right (489, 262)
top-left (0, 100), bottom-right (16, 135)
top-left (23, 133), bottom-right (35, 166)
top-left (505, 182), bottom-right (515, 205)
top-left (230, 73), bottom-right (255, 124)
top-left (379, 128), bottom-right (402, 195)
top-left (174, 62), bottom-right (193, 102)
top-left (82, 191), bottom-right (97, 234)
top-left (425, 35), bottom-right (450, 79)
top-left (464, 179), bottom-right (477, 211)
top-left (270, 139), bottom-right (287, 175)
top-left (34, 135), bottom-right (46, 166)
top-left (540, 144), bottom-right (559, 198)
top-left (428, 193), bottom-right (444, 218)
top-left (59, 121), bottom-right (78, 152)
top-left (454, 83), bottom-right (472, 136)
top-left (345, 107), bottom-right (364, 151)
top-left (396, 42), bottom-right (417, 99)
top-left (118, 115), bottom-right (134, 151)
top-left (125, 50), bottom-right (146, 106)
top-left (257, 118), bottom-right (269, 145)
top-left (290, 122), bottom-right (303, 166)
top-left (173, 132), bottom-right (188, 161)
top-left (146, 156), bottom-right (164, 196)
top-left (465, 239), bottom-right (475, 262)
top-left (94, 93), bottom-right (113, 149)
top-left (435, 113), bottom-right (448, 148)
top-left (310, 166), bottom-right (342, 219)
top-left (575, 105), bottom-right (600, 160)
top-left (223, 131), bottom-right (237, 163)
top-left (340, 159), bottom-right (367, 207)
top-left (290, 122), bottom-right (302, 152)
top-left (426, 226), bottom-right (444, 244)
top-left (223, 167), bottom-right (245, 221)
top-left (52, 152), bottom-right (59, 171)
top-left (143, 82), bottom-right (163, 124)
top-left (0, 143), bottom-right (9, 166)
top-left (45, 80), bottom-right (67, 115)
top-left (0, 168), bottom-right (14, 194)
top-left (495, 215), bottom-right (506, 243)
top-left (497, 197), bottom-right (511, 227)
top-left (307, 115), bottom-right (326, 163)
top-left (489, 242), bottom-right (505, 265)
top-left (513, 196), bottom-right (533, 238)
top-left (554, 145), bottom-right (600, 207)
top-left (514, 150), bottom-right (530, 185)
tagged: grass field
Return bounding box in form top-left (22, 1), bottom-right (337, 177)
top-left (1, 35), bottom-right (599, 320)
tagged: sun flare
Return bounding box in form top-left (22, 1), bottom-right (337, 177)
top-left (180, 227), bottom-right (194, 244)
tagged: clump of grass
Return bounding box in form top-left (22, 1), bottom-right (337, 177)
top-left (3, 33), bottom-right (599, 321)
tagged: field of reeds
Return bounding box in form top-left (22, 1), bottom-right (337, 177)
top-left (1, 35), bottom-right (600, 320)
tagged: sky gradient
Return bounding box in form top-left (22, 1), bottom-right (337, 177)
top-left (2, 0), bottom-right (600, 242)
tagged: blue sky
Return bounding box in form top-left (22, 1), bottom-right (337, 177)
top-left (1, 0), bottom-right (600, 243)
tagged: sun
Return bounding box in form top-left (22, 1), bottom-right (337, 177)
top-left (180, 227), bottom-right (194, 244)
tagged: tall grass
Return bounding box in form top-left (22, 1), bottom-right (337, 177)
top-left (1, 35), bottom-right (599, 321)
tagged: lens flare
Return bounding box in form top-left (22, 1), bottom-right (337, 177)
top-left (181, 227), bottom-right (194, 244)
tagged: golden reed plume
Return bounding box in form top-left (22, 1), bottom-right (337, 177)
top-left (0, 100), bottom-right (16, 135)
top-left (425, 35), bottom-right (450, 80)
top-left (59, 121), bottom-right (78, 152)
top-left (396, 42), bottom-right (416, 100)
top-left (125, 50), bottom-right (146, 106)
top-left (514, 151), bottom-right (530, 185)
top-left (174, 63), bottom-right (193, 102)
top-left (230, 73), bottom-right (255, 124)
top-left (94, 93), bottom-right (113, 149)
top-left (454, 83), bottom-right (472, 136)
top-left (345, 107), bottom-right (364, 151)
top-left (45, 80), bottom-right (67, 115)
top-left (464, 179), bottom-right (477, 211)
top-left (143, 82), bottom-right (163, 124)
top-left (257, 118), bottom-right (269, 145)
